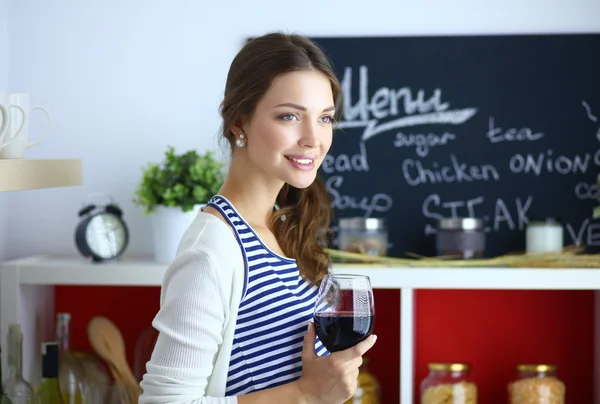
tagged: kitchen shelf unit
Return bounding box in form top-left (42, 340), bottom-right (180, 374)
top-left (2, 255), bottom-right (600, 403)
top-left (0, 157), bottom-right (83, 388)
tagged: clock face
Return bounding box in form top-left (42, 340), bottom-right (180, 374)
top-left (85, 213), bottom-right (127, 259)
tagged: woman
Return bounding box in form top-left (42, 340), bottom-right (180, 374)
top-left (139, 32), bottom-right (377, 404)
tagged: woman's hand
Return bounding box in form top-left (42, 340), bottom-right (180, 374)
top-left (295, 322), bottom-right (377, 404)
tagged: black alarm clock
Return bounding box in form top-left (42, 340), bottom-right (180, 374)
top-left (75, 192), bottom-right (129, 263)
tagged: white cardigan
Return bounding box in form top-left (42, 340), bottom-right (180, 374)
top-left (139, 212), bottom-right (245, 404)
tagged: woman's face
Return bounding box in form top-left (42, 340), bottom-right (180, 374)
top-left (234, 70), bottom-right (335, 189)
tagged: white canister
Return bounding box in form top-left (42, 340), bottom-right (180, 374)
top-left (526, 218), bottom-right (564, 254)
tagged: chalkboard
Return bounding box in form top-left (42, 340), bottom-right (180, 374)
top-left (310, 33), bottom-right (600, 258)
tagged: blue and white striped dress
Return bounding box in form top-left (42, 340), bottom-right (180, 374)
top-left (206, 195), bottom-right (329, 396)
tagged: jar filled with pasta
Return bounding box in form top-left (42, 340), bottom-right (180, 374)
top-left (508, 364), bottom-right (565, 404)
top-left (344, 357), bottom-right (380, 404)
top-left (420, 363), bottom-right (477, 404)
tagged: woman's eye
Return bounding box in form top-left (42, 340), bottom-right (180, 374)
top-left (280, 113), bottom-right (298, 121)
top-left (320, 115), bottom-right (334, 124)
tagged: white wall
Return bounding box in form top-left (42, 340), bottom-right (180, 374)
top-left (4, 0), bottom-right (600, 260)
top-left (0, 0), bottom-right (9, 262)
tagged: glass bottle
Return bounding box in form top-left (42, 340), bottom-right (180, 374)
top-left (420, 362), bottom-right (478, 404)
top-left (55, 313), bottom-right (83, 404)
top-left (508, 364), bottom-right (565, 404)
top-left (3, 324), bottom-right (36, 404)
top-left (39, 342), bottom-right (64, 404)
top-left (344, 357), bottom-right (380, 404)
top-left (0, 345), bottom-right (14, 404)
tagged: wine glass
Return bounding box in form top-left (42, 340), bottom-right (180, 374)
top-left (314, 274), bottom-right (375, 353)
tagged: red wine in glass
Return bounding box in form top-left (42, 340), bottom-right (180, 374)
top-left (314, 274), bottom-right (375, 353)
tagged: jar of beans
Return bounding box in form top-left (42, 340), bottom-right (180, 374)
top-left (420, 363), bottom-right (477, 404)
top-left (508, 364), bottom-right (565, 404)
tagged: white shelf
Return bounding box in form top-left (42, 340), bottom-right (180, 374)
top-left (1, 255), bottom-right (167, 286)
top-left (0, 159), bottom-right (82, 192)
top-left (3, 255), bottom-right (600, 404)
top-left (1, 255), bottom-right (599, 289)
top-left (334, 266), bottom-right (600, 290)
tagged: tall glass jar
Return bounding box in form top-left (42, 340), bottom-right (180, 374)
top-left (508, 364), bottom-right (565, 404)
top-left (420, 363), bottom-right (477, 404)
top-left (344, 357), bottom-right (380, 404)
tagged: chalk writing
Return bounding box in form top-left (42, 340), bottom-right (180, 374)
top-left (421, 194), bottom-right (532, 235)
top-left (575, 181), bottom-right (600, 200)
top-left (582, 100), bottom-right (598, 123)
top-left (509, 149), bottom-right (597, 175)
top-left (325, 175), bottom-right (393, 217)
top-left (394, 131), bottom-right (457, 157)
top-left (566, 218), bottom-right (600, 247)
top-left (486, 116), bottom-right (544, 143)
top-left (403, 155), bottom-right (500, 186)
top-left (322, 142), bottom-right (369, 174)
top-left (583, 101), bottom-right (600, 143)
top-left (336, 66), bottom-right (478, 142)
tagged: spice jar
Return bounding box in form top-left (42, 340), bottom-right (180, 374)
top-left (420, 363), bottom-right (478, 404)
top-left (526, 218), bottom-right (564, 254)
top-left (436, 218), bottom-right (485, 259)
top-left (338, 218), bottom-right (387, 258)
top-left (508, 364), bottom-right (565, 404)
top-left (344, 357), bottom-right (380, 404)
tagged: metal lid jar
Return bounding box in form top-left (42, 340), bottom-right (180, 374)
top-left (338, 217), bottom-right (387, 258)
top-left (420, 363), bottom-right (478, 404)
top-left (508, 364), bottom-right (565, 404)
top-left (435, 218), bottom-right (486, 259)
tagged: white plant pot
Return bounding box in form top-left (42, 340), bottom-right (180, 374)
top-left (150, 204), bottom-right (203, 264)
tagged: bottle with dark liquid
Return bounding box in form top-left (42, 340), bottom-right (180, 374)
top-left (39, 342), bottom-right (65, 404)
top-left (314, 274), bottom-right (375, 353)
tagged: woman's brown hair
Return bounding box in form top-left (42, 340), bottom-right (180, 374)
top-left (219, 32), bottom-right (342, 286)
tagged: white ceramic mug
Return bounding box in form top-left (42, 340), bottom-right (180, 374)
top-left (0, 93), bottom-right (51, 159)
top-left (0, 103), bottom-right (25, 150)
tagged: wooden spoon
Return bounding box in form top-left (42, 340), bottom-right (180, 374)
top-left (87, 316), bottom-right (142, 404)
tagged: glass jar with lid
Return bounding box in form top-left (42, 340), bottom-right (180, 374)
top-left (508, 364), bottom-right (565, 404)
top-left (420, 363), bottom-right (478, 404)
top-left (435, 218), bottom-right (485, 259)
top-left (338, 217), bottom-right (387, 259)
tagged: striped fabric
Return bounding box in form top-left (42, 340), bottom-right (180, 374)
top-left (206, 195), bottom-right (328, 396)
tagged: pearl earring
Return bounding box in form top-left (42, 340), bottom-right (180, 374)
top-left (236, 133), bottom-right (246, 148)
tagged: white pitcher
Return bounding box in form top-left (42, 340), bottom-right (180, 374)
top-left (0, 93), bottom-right (51, 159)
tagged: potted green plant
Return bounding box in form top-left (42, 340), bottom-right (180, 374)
top-left (133, 145), bottom-right (226, 263)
